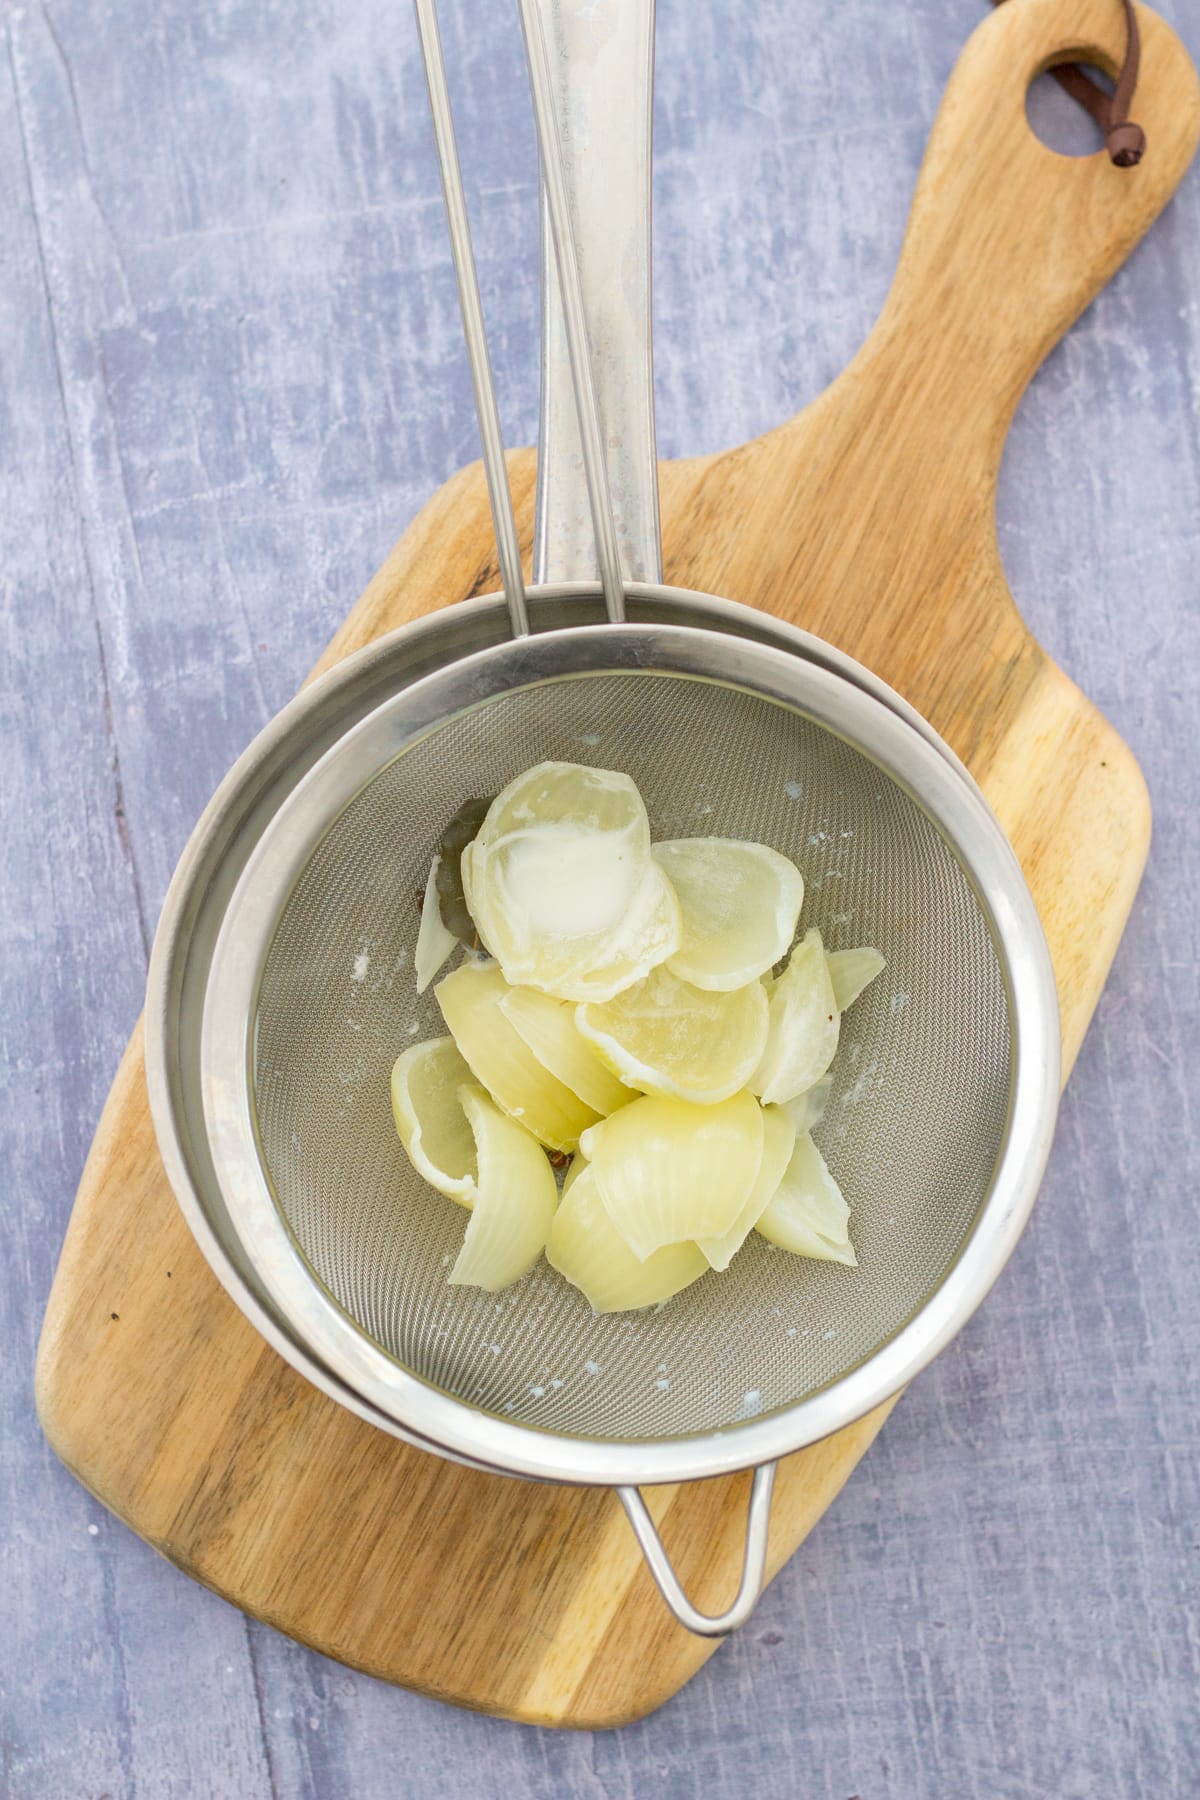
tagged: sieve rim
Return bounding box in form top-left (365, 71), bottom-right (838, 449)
top-left (145, 580), bottom-right (973, 1408)
top-left (197, 618), bottom-right (1060, 1488)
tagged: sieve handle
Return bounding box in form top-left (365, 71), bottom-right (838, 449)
top-left (531, 0), bottom-right (662, 589)
top-left (618, 1462), bottom-right (777, 1637)
top-left (412, 0), bottom-right (529, 639)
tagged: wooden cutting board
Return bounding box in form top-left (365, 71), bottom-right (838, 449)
top-left (36, 0), bottom-right (1199, 1730)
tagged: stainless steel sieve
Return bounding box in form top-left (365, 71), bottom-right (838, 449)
top-left (148, 0), bottom-right (1060, 1635)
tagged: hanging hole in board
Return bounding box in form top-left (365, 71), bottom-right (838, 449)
top-left (1026, 60), bottom-right (1114, 157)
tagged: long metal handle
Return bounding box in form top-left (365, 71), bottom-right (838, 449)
top-left (531, 0), bottom-right (662, 590)
top-left (518, 0), bottom-right (630, 622)
top-left (618, 1462), bottom-right (777, 1637)
top-left (412, 0), bottom-right (529, 638)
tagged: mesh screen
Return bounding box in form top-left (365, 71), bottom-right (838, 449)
top-left (254, 672), bottom-right (1010, 1442)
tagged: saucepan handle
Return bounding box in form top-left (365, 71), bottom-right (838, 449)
top-left (532, 0), bottom-right (661, 588)
top-left (618, 1461), bottom-right (778, 1637)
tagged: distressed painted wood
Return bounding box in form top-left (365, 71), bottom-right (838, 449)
top-left (8, 0), bottom-right (1200, 1789)
top-left (31, 0), bottom-right (1200, 1736)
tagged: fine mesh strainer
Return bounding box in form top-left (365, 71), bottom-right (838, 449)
top-left (151, 0), bottom-right (1060, 1634)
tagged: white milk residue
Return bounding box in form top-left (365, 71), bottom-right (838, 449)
top-left (495, 824), bottom-right (640, 939)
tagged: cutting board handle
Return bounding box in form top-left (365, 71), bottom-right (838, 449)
top-left (850, 0), bottom-right (1200, 465)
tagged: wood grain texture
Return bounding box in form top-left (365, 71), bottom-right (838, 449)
top-left (32, 0), bottom-right (1200, 1737)
top-left (8, 0), bottom-right (1200, 1789)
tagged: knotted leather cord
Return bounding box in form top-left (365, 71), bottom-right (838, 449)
top-left (992, 0), bottom-right (1145, 165)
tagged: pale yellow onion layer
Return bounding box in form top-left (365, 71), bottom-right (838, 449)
top-left (449, 1086), bottom-right (558, 1290)
top-left (825, 945), bottom-right (886, 1013)
top-left (580, 1089), bottom-right (764, 1261)
top-left (755, 1130), bottom-right (857, 1265)
top-left (783, 1072), bottom-right (833, 1136)
top-left (653, 836), bottom-right (804, 991)
top-left (414, 855), bottom-right (459, 995)
top-left (477, 760), bottom-right (652, 853)
top-left (436, 959), bottom-right (599, 1151)
top-left (464, 834), bottom-right (681, 1004)
top-left (577, 963), bottom-right (769, 1105)
top-left (697, 1102), bottom-right (797, 1271)
top-left (547, 1158), bottom-right (707, 1313)
top-left (463, 760), bottom-right (680, 1001)
top-left (751, 928), bottom-right (840, 1106)
top-left (498, 985), bottom-right (634, 1117)
top-left (390, 1036), bottom-right (477, 1205)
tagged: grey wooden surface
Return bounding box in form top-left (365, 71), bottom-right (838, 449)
top-left (3, 0), bottom-right (1198, 1793)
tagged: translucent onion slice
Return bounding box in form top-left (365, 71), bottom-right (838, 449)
top-left (498, 985), bottom-right (634, 1116)
top-left (653, 837), bottom-right (805, 990)
top-left (782, 1071), bottom-right (833, 1135)
top-left (463, 835), bottom-right (681, 1004)
top-left (697, 1102), bottom-right (797, 1271)
top-left (580, 1090), bottom-right (764, 1261)
top-left (390, 1037), bottom-right (478, 1205)
top-left (755, 1131), bottom-right (857, 1265)
top-left (414, 855), bottom-right (459, 994)
top-left (577, 963), bottom-right (769, 1105)
top-left (476, 760), bottom-right (652, 853)
top-left (751, 928), bottom-right (840, 1106)
top-left (546, 1159), bottom-right (707, 1313)
top-left (449, 1086), bottom-right (558, 1290)
top-left (436, 960), bottom-right (600, 1151)
top-left (825, 945), bottom-right (886, 1013)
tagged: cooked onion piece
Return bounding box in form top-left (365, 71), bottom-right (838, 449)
top-left (477, 760), bottom-right (652, 851)
top-left (414, 855), bottom-right (459, 994)
top-left (390, 1037), bottom-right (478, 1205)
top-left (580, 1089), bottom-right (764, 1261)
top-left (653, 837), bottom-right (804, 990)
top-left (459, 760), bottom-right (682, 1003)
top-left (547, 1158), bottom-right (707, 1313)
top-left (755, 1131), bottom-right (857, 1266)
top-left (448, 1086), bottom-right (558, 1290)
top-left (498, 984), bottom-right (634, 1116)
top-left (697, 1102), bottom-right (797, 1271)
top-left (751, 928), bottom-right (840, 1106)
top-left (463, 834), bottom-right (680, 1004)
top-left (826, 945), bottom-right (886, 1013)
top-left (577, 963), bottom-right (769, 1105)
top-left (436, 959), bottom-right (599, 1150)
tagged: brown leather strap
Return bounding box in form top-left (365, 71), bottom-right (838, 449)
top-left (992, 0), bottom-right (1146, 165)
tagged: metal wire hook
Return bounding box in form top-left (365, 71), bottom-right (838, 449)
top-left (412, 0), bottom-right (529, 638)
